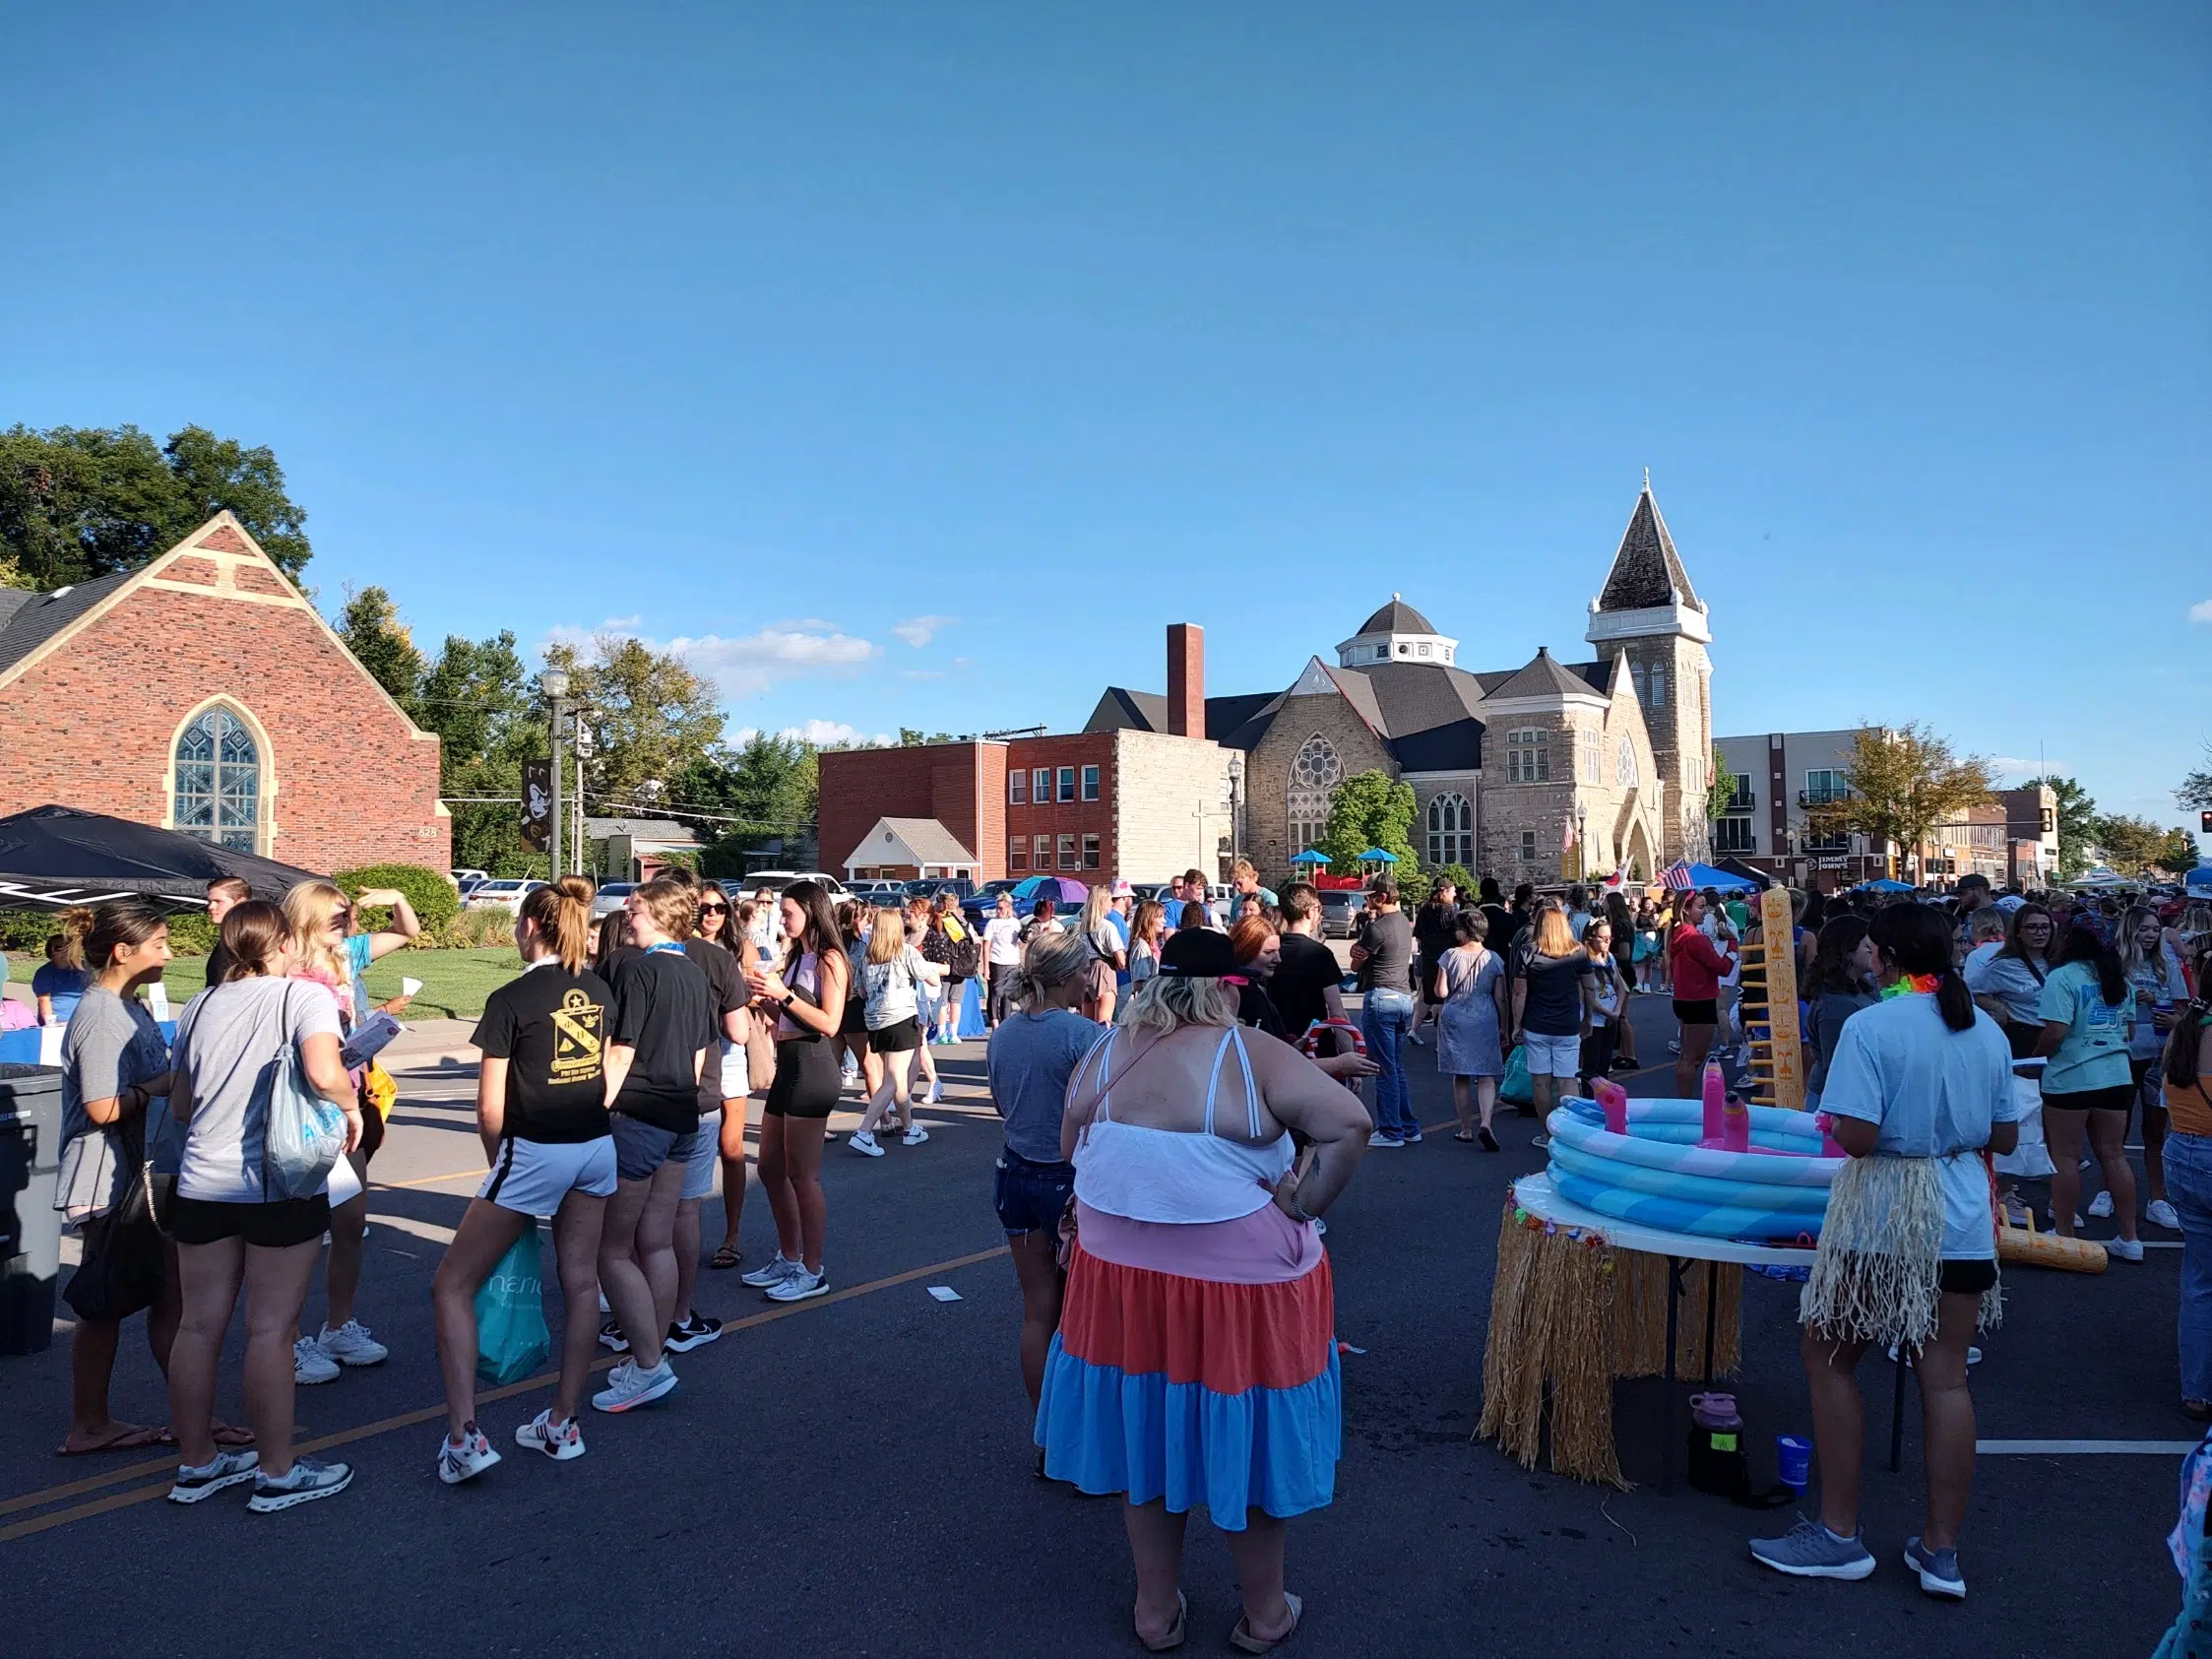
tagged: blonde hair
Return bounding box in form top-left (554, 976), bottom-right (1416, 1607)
top-left (1078, 887), bottom-right (1112, 940)
top-left (48, 906), bottom-right (93, 970)
top-left (1119, 971), bottom-right (1238, 1035)
top-left (283, 880), bottom-right (352, 986)
top-left (1532, 907), bottom-right (1578, 957)
top-left (1231, 857), bottom-right (1258, 884)
top-left (520, 875), bottom-right (597, 972)
top-left (866, 905), bottom-right (908, 965)
top-left (632, 878), bottom-right (697, 942)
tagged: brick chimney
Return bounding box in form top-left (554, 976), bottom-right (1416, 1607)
top-left (1167, 623), bottom-right (1204, 738)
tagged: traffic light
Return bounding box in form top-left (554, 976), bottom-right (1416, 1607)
top-left (2202, 809), bottom-right (2212, 834)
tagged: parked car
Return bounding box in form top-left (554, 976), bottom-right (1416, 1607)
top-left (847, 879), bottom-right (907, 904)
top-left (451, 867), bottom-right (489, 891)
top-left (904, 877), bottom-right (976, 903)
top-left (464, 877), bottom-right (546, 915)
top-left (738, 869), bottom-right (849, 898)
top-left (592, 881), bottom-right (638, 922)
top-left (1318, 889), bottom-right (1364, 939)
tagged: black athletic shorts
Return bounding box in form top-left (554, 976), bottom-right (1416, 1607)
top-left (2041, 1083), bottom-right (2134, 1116)
top-left (765, 1033), bottom-right (843, 1118)
top-left (839, 996), bottom-right (867, 1037)
top-left (869, 1016), bottom-right (922, 1053)
top-left (1673, 997), bottom-right (1719, 1027)
top-left (1938, 1257), bottom-right (1998, 1296)
top-left (168, 1193), bottom-right (331, 1249)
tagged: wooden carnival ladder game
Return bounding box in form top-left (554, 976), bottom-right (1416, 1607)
top-left (1737, 885), bottom-right (1804, 1114)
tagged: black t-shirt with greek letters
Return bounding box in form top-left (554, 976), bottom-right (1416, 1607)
top-left (471, 963), bottom-right (614, 1144)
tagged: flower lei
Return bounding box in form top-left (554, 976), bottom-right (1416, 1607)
top-left (1881, 972), bottom-right (1941, 999)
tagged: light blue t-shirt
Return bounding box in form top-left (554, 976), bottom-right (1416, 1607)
top-left (2037, 959), bottom-right (2132, 1095)
top-left (1819, 992), bottom-right (2018, 1259)
top-left (345, 932), bottom-right (375, 1023)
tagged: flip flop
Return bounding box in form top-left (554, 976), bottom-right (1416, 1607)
top-left (212, 1421), bottom-right (256, 1448)
top-left (1230, 1592), bottom-right (1302, 1654)
top-left (710, 1244), bottom-right (742, 1270)
top-left (58, 1422), bottom-right (168, 1455)
top-left (1452, 1129), bottom-right (1477, 1143)
top-left (1137, 1590), bottom-right (1186, 1653)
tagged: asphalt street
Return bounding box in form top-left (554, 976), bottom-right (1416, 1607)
top-left (0, 994), bottom-right (2190, 1657)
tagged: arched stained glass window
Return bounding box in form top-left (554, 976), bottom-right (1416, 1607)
top-left (174, 705), bottom-right (261, 852)
top-left (1425, 792), bottom-right (1472, 868)
top-left (1287, 734), bottom-right (1343, 856)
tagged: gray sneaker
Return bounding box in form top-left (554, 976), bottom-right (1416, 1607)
top-left (739, 1252), bottom-right (800, 1288)
top-left (168, 1447), bottom-right (259, 1504)
top-left (1749, 1515), bottom-right (1876, 1580)
top-left (1904, 1536), bottom-right (1965, 1599)
top-left (248, 1456), bottom-right (353, 1513)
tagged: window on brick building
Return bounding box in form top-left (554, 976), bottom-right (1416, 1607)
top-left (1506, 730), bottom-right (1548, 784)
top-left (173, 703), bottom-right (262, 852)
top-left (1081, 764), bottom-right (1100, 801)
top-left (1009, 771), bottom-right (1027, 805)
top-left (1519, 829), bottom-right (1538, 862)
top-left (1057, 833), bottom-right (1077, 869)
top-left (1425, 793), bottom-right (1472, 868)
top-left (1033, 768), bottom-right (1050, 801)
top-left (1288, 734), bottom-right (1343, 856)
top-left (1034, 834), bottom-right (1050, 867)
top-left (1082, 834), bottom-right (1101, 868)
top-left (1009, 836), bottom-right (1027, 871)
top-left (1057, 767), bottom-right (1075, 803)
top-left (1714, 817), bottom-right (1756, 854)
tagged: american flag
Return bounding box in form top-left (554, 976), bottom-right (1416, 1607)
top-left (1660, 860), bottom-right (1695, 891)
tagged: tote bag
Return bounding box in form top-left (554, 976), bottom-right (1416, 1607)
top-left (1498, 1042), bottom-right (1534, 1107)
top-left (263, 984), bottom-right (350, 1199)
top-left (474, 1229), bottom-right (552, 1384)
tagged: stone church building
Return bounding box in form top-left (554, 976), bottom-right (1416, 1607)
top-left (1087, 481), bottom-right (1714, 887)
top-left (0, 512), bottom-right (449, 873)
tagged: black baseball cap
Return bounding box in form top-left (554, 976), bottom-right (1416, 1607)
top-left (1158, 929), bottom-right (1237, 978)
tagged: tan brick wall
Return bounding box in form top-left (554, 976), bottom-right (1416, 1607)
top-left (1110, 730), bottom-right (1231, 883)
top-left (1243, 695), bottom-right (1395, 886)
top-left (0, 584), bottom-right (447, 873)
top-left (1590, 634), bottom-right (1710, 863)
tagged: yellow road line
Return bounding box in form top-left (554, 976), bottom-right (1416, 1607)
top-left (0, 1244), bottom-right (1008, 1544)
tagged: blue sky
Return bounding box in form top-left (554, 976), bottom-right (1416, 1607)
top-left (4, 5), bottom-right (2206, 843)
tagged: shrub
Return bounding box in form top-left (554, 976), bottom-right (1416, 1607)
top-left (0, 911), bottom-right (59, 951)
top-left (438, 908), bottom-right (518, 949)
top-left (334, 864), bottom-right (461, 939)
top-left (163, 910), bottom-right (217, 955)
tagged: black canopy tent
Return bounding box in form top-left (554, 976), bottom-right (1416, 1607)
top-left (0, 804), bottom-right (328, 912)
top-left (1712, 855), bottom-right (1776, 891)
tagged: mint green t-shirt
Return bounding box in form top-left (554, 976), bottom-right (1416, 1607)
top-left (2036, 959), bottom-right (2132, 1096)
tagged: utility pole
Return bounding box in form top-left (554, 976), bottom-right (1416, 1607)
top-left (539, 669), bottom-right (572, 878)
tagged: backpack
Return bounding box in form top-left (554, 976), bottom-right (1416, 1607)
top-left (949, 925), bottom-right (981, 978)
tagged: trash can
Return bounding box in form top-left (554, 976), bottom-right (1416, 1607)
top-left (0, 1063), bottom-right (64, 1357)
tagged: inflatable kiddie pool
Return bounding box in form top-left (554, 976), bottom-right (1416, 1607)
top-left (1545, 1098), bottom-right (1841, 1244)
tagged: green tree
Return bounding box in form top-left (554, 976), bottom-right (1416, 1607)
top-left (684, 734), bottom-right (822, 874)
top-left (0, 422), bottom-right (312, 587)
top-left (543, 633), bottom-right (726, 812)
top-left (2023, 774), bottom-right (2099, 879)
top-left (416, 630), bottom-right (540, 875)
top-left (2090, 812), bottom-right (2198, 877)
top-left (1804, 723), bottom-right (1996, 882)
top-left (2178, 745), bottom-right (2212, 815)
top-left (897, 728), bottom-right (955, 747)
top-left (334, 586), bottom-right (427, 707)
top-left (1317, 770), bottom-right (1418, 880)
top-left (1705, 743), bottom-right (1738, 822)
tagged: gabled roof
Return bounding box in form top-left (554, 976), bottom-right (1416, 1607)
top-left (1597, 481), bottom-right (1700, 611)
top-left (0, 573), bottom-right (135, 677)
top-left (870, 816), bottom-right (977, 865)
top-left (1344, 661), bottom-right (1486, 735)
top-left (1353, 595), bottom-right (1437, 636)
top-left (1390, 718), bottom-right (1485, 774)
top-left (1483, 646), bottom-right (1605, 703)
top-left (1083, 686), bottom-right (1280, 748)
top-left (584, 817), bottom-right (701, 846)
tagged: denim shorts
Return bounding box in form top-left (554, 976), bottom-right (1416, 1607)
top-left (1524, 1029), bottom-right (1582, 1078)
top-left (993, 1147), bottom-right (1076, 1237)
top-left (611, 1115), bottom-right (702, 1182)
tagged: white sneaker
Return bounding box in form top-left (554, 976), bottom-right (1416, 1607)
top-left (2109, 1238), bottom-right (2146, 1263)
top-left (591, 1357), bottom-right (677, 1414)
top-left (317, 1319), bottom-right (388, 1367)
top-left (2087, 1191), bottom-right (2115, 1219)
top-left (739, 1252), bottom-right (801, 1288)
top-left (925, 1078), bottom-right (941, 1106)
top-left (849, 1129), bottom-right (884, 1157)
top-left (514, 1410), bottom-right (586, 1461)
top-left (765, 1266), bottom-right (829, 1303)
top-left (2148, 1199), bottom-right (2182, 1231)
top-left (437, 1426), bottom-right (501, 1486)
top-left (168, 1447), bottom-right (260, 1504)
top-left (902, 1124), bottom-right (929, 1147)
top-left (247, 1455), bottom-right (352, 1512)
top-left (293, 1336), bottom-right (340, 1385)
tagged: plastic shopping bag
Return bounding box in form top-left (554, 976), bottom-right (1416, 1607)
top-left (474, 1230), bottom-right (552, 1385)
top-left (1499, 1043), bottom-right (1534, 1107)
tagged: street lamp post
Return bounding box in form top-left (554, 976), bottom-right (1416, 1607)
top-left (540, 668), bottom-right (571, 878)
top-left (1226, 751), bottom-right (1244, 874)
top-left (1575, 800), bottom-right (1589, 881)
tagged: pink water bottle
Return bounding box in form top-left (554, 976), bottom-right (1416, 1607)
top-left (1722, 1090), bottom-right (1749, 1153)
top-left (1593, 1076), bottom-right (1629, 1135)
top-left (1701, 1058), bottom-right (1727, 1145)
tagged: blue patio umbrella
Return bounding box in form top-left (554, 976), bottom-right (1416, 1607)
top-left (1858, 877), bottom-right (1915, 894)
top-left (1357, 848), bottom-right (1400, 863)
top-left (1011, 874), bottom-right (1088, 907)
top-left (1289, 850), bottom-right (1331, 865)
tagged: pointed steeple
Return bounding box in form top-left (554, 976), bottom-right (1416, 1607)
top-left (1595, 478), bottom-right (1699, 612)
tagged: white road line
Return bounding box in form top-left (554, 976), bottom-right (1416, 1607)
top-left (1977, 1438), bottom-right (2199, 1455)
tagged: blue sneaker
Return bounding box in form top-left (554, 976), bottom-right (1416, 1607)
top-left (1749, 1515), bottom-right (1876, 1580)
top-left (1904, 1536), bottom-right (1965, 1599)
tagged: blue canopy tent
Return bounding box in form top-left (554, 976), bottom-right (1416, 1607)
top-left (1858, 876), bottom-right (1915, 894)
top-left (1288, 850), bottom-right (1331, 865)
top-left (1665, 861), bottom-right (1758, 892)
top-left (1357, 848), bottom-right (1400, 863)
top-left (2184, 864), bottom-right (2212, 896)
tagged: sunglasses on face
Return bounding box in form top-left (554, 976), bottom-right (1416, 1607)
top-left (700, 904), bottom-right (728, 917)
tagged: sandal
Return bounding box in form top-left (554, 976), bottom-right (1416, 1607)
top-left (212, 1420), bottom-right (255, 1448)
top-left (1230, 1592), bottom-right (1302, 1654)
top-left (710, 1244), bottom-right (743, 1271)
top-left (1452, 1129), bottom-right (1476, 1143)
top-left (58, 1422), bottom-right (168, 1454)
top-left (1137, 1590), bottom-right (1186, 1652)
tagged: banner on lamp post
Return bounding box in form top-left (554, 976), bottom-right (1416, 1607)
top-left (522, 760), bottom-right (553, 852)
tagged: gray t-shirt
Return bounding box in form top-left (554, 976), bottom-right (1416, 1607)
top-left (172, 978), bottom-right (343, 1202)
top-left (985, 1007), bottom-right (1103, 1163)
top-left (1357, 910), bottom-right (1416, 994)
top-left (56, 986), bottom-right (173, 1217)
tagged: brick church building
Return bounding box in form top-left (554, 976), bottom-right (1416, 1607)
top-left (0, 512), bottom-right (449, 873)
top-left (1086, 480), bottom-right (1715, 886)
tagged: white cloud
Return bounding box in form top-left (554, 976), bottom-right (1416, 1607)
top-left (891, 614), bottom-right (955, 649)
top-left (2190, 600), bottom-right (2212, 624)
top-left (1988, 756), bottom-right (2062, 781)
top-left (545, 618), bottom-right (880, 699)
top-left (740, 718), bottom-right (893, 747)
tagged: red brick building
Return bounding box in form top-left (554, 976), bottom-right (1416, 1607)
top-left (0, 512), bottom-right (448, 873)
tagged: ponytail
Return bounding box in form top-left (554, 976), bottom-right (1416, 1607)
top-left (1869, 903), bottom-right (1977, 1033)
top-left (49, 906), bottom-right (92, 970)
top-left (1934, 967), bottom-right (1975, 1035)
top-left (521, 875), bottom-right (598, 973)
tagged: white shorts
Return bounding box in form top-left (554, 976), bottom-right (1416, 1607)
top-left (1523, 1030), bottom-right (1582, 1079)
top-left (682, 1108), bottom-right (723, 1202)
top-left (719, 1046), bottom-right (747, 1101)
top-left (479, 1135), bottom-right (617, 1217)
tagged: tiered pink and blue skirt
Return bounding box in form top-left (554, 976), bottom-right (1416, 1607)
top-left (1034, 1201), bottom-right (1340, 1526)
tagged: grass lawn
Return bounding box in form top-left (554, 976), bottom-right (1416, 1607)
top-left (8, 947), bottom-right (526, 1021)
